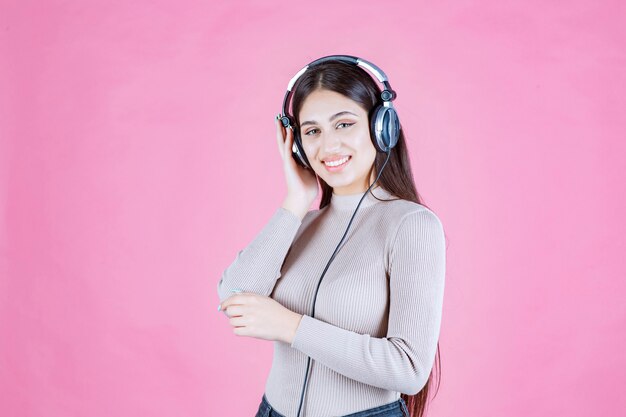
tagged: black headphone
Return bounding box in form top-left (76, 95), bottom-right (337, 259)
top-left (279, 56), bottom-right (405, 417)
top-left (279, 55), bottom-right (401, 169)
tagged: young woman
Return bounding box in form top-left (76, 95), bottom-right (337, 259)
top-left (217, 56), bottom-right (446, 417)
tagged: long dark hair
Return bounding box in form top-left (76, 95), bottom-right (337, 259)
top-left (290, 60), bottom-right (443, 417)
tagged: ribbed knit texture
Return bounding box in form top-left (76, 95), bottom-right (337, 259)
top-left (217, 186), bottom-right (446, 417)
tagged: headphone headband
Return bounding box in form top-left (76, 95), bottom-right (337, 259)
top-left (281, 55), bottom-right (397, 126)
top-left (286, 55), bottom-right (390, 90)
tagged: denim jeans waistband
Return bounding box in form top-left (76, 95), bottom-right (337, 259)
top-left (256, 394), bottom-right (410, 417)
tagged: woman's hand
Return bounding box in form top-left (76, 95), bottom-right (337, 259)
top-left (276, 116), bottom-right (319, 210)
top-left (219, 291), bottom-right (303, 344)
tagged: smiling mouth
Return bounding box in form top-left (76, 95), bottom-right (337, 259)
top-left (323, 155), bottom-right (351, 171)
top-left (323, 155), bottom-right (351, 167)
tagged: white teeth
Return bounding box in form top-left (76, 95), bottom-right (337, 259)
top-left (324, 156), bottom-right (350, 167)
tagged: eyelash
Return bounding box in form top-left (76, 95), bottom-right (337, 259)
top-left (304, 122), bottom-right (355, 136)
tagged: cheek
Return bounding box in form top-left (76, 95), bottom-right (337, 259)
top-left (355, 131), bottom-right (376, 156)
top-left (354, 126), bottom-right (373, 147)
top-left (301, 141), bottom-right (316, 158)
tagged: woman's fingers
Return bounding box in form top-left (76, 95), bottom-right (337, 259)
top-left (224, 305), bottom-right (244, 318)
top-left (284, 124), bottom-right (293, 160)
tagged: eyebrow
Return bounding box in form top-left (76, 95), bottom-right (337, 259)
top-left (300, 111), bottom-right (359, 127)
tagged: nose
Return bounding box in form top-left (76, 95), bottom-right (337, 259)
top-left (321, 130), bottom-right (342, 153)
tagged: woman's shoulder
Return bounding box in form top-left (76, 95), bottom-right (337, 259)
top-left (371, 187), bottom-right (440, 221)
top-left (382, 198), bottom-right (444, 235)
top-left (382, 195), bottom-right (437, 216)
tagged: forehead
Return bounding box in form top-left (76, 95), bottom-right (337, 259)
top-left (299, 89), bottom-right (366, 118)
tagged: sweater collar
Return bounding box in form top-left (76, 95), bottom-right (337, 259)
top-left (329, 186), bottom-right (395, 212)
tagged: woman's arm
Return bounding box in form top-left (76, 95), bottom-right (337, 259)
top-left (289, 210), bottom-right (446, 395)
top-left (216, 206), bottom-right (304, 303)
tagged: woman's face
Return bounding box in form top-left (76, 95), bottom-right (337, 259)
top-left (298, 89), bottom-right (377, 195)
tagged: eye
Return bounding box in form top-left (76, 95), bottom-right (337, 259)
top-left (337, 122), bottom-right (355, 129)
top-left (304, 128), bottom-right (319, 136)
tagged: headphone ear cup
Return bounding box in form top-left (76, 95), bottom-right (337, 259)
top-left (291, 127), bottom-right (312, 169)
top-left (370, 105), bottom-right (386, 152)
top-left (383, 107), bottom-right (400, 150)
top-left (371, 105), bottom-right (400, 152)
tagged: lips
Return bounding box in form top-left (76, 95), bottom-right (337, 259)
top-left (323, 155), bottom-right (351, 171)
top-left (323, 155), bottom-right (351, 165)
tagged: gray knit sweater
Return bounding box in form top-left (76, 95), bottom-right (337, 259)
top-left (217, 186), bottom-right (446, 417)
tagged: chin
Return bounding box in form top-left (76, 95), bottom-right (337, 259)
top-left (324, 177), bottom-right (354, 189)
top-left (314, 164), bottom-right (366, 190)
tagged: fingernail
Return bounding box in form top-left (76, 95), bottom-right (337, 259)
top-left (217, 304), bottom-right (222, 311)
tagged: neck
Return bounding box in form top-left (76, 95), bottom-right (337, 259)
top-left (329, 185), bottom-right (394, 211)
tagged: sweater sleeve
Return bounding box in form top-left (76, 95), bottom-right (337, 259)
top-left (290, 209), bottom-right (446, 395)
top-left (217, 207), bottom-right (303, 303)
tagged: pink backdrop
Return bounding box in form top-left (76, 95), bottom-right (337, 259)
top-left (1, 1), bottom-right (624, 416)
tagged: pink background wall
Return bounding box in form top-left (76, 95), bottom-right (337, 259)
top-left (1, 1), bottom-right (624, 416)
